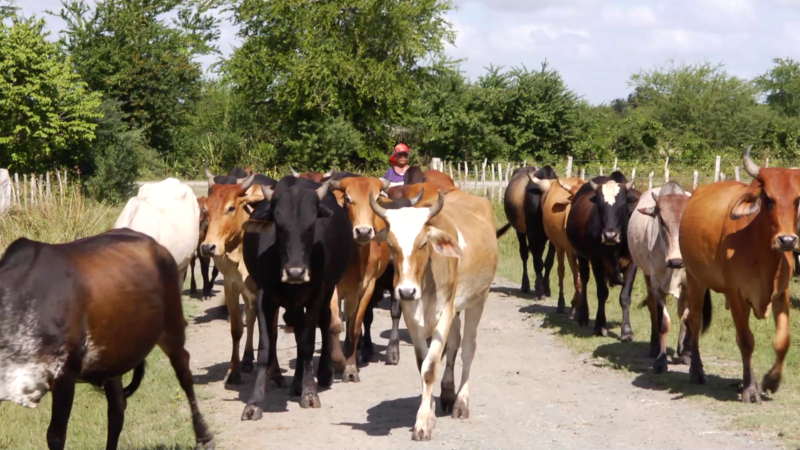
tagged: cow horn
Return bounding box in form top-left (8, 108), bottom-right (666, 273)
top-left (428, 190), bottom-right (445, 220)
top-left (527, 173), bottom-right (543, 187)
top-left (743, 145), bottom-right (759, 179)
top-left (290, 166), bottom-right (300, 177)
top-left (588, 180), bottom-right (599, 191)
top-left (379, 177), bottom-right (391, 191)
top-left (327, 179), bottom-right (341, 191)
top-left (205, 166), bottom-right (216, 186)
top-left (557, 178), bottom-right (572, 192)
top-left (409, 188), bottom-right (425, 207)
top-left (316, 182), bottom-right (328, 200)
top-left (239, 172), bottom-right (256, 191)
top-left (369, 190), bottom-right (388, 222)
top-left (651, 191), bottom-right (659, 203)
top-left (625, 180), bottom-right (635, 190)
top-left (261, 185), bottom-right (274, 202)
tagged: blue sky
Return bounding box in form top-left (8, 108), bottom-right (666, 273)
top-left (21, 0), bottom-right (800, 104)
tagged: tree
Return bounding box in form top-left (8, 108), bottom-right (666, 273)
top-left (0, 16), bottom-right (101, 172)
top-left (756, 58), bottom-right (800, 117)
top-left (225, 0), bottom-right (455, 168)
top-left (56, 0), bottom-right (221, 161)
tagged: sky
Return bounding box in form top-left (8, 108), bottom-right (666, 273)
top-left (20, 0), bottom-right (800, 104)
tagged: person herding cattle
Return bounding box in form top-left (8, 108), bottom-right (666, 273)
top-left (0, 229), bottom-right (214, 450)
top-left (679, 147), bottom-right (800, 402)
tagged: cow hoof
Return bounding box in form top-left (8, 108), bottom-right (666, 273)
top-left (195, 437), bottom-right (216, 450)
top-left (300, 393), bottom-right (321, 409)
top-left (543, 286), bottom-right (552, 298)
top-left (575, 311), bottom-right (589, 327)
top-left (594, 327), bottom-right (608, 337)
top-left (225, 370), bottom-right (242, 385)
top-left (359, 348), bottom-right (375, 364)
top-left (317, 370), bottom-right (334, 389)
top-left (385, 345), bottom-right (400, 365)
top-left (412, 414), bottom-right (436, 441)
top-left (241, 404), bottom-right (263, 421)
top-left (619, 332), bottom-right (633, 342)
top-left (690, 370), bottom-right (707, 385)
top-left (653, 354), bottom-right (668, 374)
top-left (675, 354), bottom-right (692, 366)
top-left (452, 397), bottom-right (469, 419)
top-left (342, 366), bottom-right (360, 383)
top-left (520, 281), bottom-right (530, 294)
top-left (242, 358), bottom-right (254, 374)
top-left (270, 375), bottom-right (287, 389)
top-left (741, 385), bottom-right (761, 404)
top-left (440, 390), bottom-right (456, 414)
top-left (762, 370), bottom-right (782, 394)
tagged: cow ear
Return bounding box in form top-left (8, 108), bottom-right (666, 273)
top-left (242, 219), bottom-right (272, 233)
top-left (427, 227), bottom-right (461, 258)
top-left (626, 190), bottom-right (640, 204)
top-left (731, 191), bottom-right (761, 220)
top-left (317, 205), bottom-right (333, 218)
top-left (638, 206), bottom-right (658, 217)
top-left (372, 227), bottom-right (389, 242)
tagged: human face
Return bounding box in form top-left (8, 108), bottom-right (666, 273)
top-left (396, 152), bottom-right (409, 167)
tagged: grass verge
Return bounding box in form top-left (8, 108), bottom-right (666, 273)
top-left (0, 189), bottom-right (209, 450)
top-left (493, 201), bottom-right (800, 448)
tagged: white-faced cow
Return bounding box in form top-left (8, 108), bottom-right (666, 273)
top-left (0, 229), bottom-right (214, 450)
top-left (240, 176), bottom-right (353, 418)
top-left (113, 178), bottom-right (199, 283)
top-left (628, 181), bottom-right (705, 373)
top-left (369, 189), bottom-right (500, 441)
top-left (566, 172), bottom-right (639, 339)
top-left (680, 147), bottom-right (800, 402)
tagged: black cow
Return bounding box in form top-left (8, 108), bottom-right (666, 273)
top-left (502, 166), bottom-right (557, 298)
top-left (240, 176), bottom-right (353, 419)
top-left (0, 229), bottom-right (214, 450)
top-left (566, 172), bottom-right (639, 339)
top-left (204, 166), bottom-right (275, 195)
top-left (360, 262), bottom-right (397, 363)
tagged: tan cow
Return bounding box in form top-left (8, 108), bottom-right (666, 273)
top-left (528, 176), bottom-right (586, 315)
top-left (328, 176), bottom-right (392, 381)
top-left (370, 189), bottom-right (498, 441)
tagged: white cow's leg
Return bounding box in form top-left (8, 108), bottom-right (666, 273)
top-left (440, 313), bottom-right (461, 414)
top-left (453, 300), bottom-right (485, 419)
top-left (411, 304), bottom-right (455, 441)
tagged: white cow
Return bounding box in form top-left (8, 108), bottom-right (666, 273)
top-left (114, 178), bottom-right (199, 281)
top-left (627, 181), bottom-right (692, 374)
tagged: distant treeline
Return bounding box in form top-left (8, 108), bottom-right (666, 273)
top-left (2, 0), bottom-right (800, 202)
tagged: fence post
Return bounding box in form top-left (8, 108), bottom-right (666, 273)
top-left (38, 174), bottom-right (43, 201)
top-left (14, 173), bottom-right (19, 206)
top-left (506, 162), bottom-right (511, 186)
top-left (580, 168), bottom-right (585, 180)
top-left (482, 158), bottom-right (487, 194)
top-left (664, 156), bottom-right (669, 183)
top-left (721, 172), bottom-right (726, 181)
top-left (734, 166), bottom-right (740, 182)
top-left (648, 171), bottom-right (654, 190)
top-left (714, 155), bottom-right (721, 182)
top-left (449, 162), bottom-right (454, 182)
top-left (491, 162), bottom-right (496, 184)
top-left (766, 157), bottom-right (770, 168)
top-left (30, 174), bottom-right (36, 206)
top-left (566, 156), bottom-right (573, 178)
top-left (57, 171), bottom-right (64, 205)
top-left (599, 166), bottom-right (604, 176)
top-left (613, 157), bottom-right (618, 172)
top-left (693, 170), bottom-right (698, 191)
top-left (474, 162), bottom-right (479, 192)
top-left (523, 160), bottom-right (527, 167)
top-left (23, 174), bottom-right (27, 208)
top-left (631, 167), bottom-right (636, 184)
top-left (46, 172), bottom-right (51, 201)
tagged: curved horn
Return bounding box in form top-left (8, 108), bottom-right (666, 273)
top-left (205, 166), bottom-right (216, 186)
top-left (427, 191), bottom-right (445, 220)
top-left (743, 145), bottom-right (760, 180)
top-left (588, 180), bottom-right (599, 191)
top-left (379, 177), bottom-right (391, 191)
top-left (326, 179), bottom-right (341, 190)
top-left (557, 178), bottom-right (572, 192)
top-left (316, 182), bottom-right (328, 200)
top-left (369, 190), bottom-right (388, 222)
top-left (261, 184), bottom-right (274, 202)
top-left (290, 166), bottom-right (300, 177)
top-left (625, 180), bottom-right (635, 190)
top-left (651, 191), bottom-right (659, 203)
top-left (409, 188), bottom-right (425, 207)
top-left (239, 172), bottom-right (256, 191)
top-left (527, 173), bottom-right (543, 186)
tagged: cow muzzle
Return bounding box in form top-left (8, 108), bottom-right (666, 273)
top-left (775, 234), bottom-right (798, 252)
top-left (282, 266), bottom-right (310, 284)
top-left (396, 285), bottom-right (420, 301)
top-left (353, 226), bottom-right (375, 243)
top-left (199, 244), bottom-right (218, 257)
top-left (667, 258), bottom-right (684, 269)
top-left (602, 230), bottom-right (620, 245)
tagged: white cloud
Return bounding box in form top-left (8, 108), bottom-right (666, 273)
top-left (601, 5), bottom-right (658, 27)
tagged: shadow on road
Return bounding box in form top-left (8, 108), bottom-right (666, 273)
top-left (337, 396), bottom-right (419, 436)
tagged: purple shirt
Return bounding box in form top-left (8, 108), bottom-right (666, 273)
top-left (383, 167), bottom-right (405, 183)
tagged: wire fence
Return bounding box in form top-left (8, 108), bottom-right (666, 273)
top-left (0, 169), bottom-right (70, 213)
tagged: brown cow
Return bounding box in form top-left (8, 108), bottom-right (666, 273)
top-left (328, 176), bottom-right (393, 380)
top-left (680, 147), bottom-right (800, 402)
top-left (529, 176), bottom-right (586, 315)
top-left (190, 196), bottom-right (219, 299)
top-left (0, 229), bottom-right (214, 450)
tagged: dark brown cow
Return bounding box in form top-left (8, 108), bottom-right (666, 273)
top-left (403, 166), bottom-right (425, 184)
top-left (0, 229), bottom-right (214, 450)
top-left (190, 196), bottom-right (219, 299)
top-left (680, 147), bottom-right (800, 402)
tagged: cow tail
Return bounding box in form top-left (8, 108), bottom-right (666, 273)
top-left (123, 361), bottom-right (146, 398)
top-left (701, 288), bottom-right (712, 334)
top-left (496, 223), bottom-right (512, 238)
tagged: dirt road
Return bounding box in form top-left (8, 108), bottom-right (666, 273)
top-left (184, 277), bottom-right (779, 450)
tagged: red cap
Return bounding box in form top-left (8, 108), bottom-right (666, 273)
top-left (393, 143), bottom-right (410, 155)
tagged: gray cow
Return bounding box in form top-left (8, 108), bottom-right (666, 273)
top-left (627, 181), bottom-right (692, 373)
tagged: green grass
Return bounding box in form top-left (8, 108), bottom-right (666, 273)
top-left (493, 201), bottom-right (800, 448)
top-left (0, 190), bottom-right (211, 450)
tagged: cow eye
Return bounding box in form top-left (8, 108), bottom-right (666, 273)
top-left (419, 241), bottom-right (427, 250)
top-left (765, 197), bottom-right (775, 211)
top-left (345, 195), bottom-right (352, 204)
top-left (227, 205), bottom-right (236, 213)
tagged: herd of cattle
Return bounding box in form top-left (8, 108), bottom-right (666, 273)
top-left (0, 147), bottom-right (797, 449)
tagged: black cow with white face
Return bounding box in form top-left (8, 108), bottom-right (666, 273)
top-left (566, 172), bottom-right (640, 339)
top-left (240, 176), bottom-right (353, 419)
